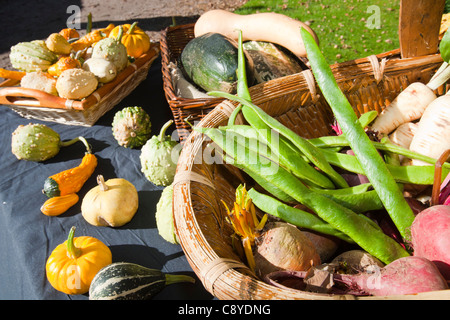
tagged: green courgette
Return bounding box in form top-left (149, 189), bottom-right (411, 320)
top-left (89, 262), bottom-right (195, 300)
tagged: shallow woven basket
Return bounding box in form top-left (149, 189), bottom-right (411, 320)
top-left (0, 43), bottom-right (160, 126)
top-left (173, 3), bottom-right (450, 300)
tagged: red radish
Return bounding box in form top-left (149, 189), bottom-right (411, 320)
top-left (371, 82), bottom-right (437, 135)
top-left (411, 205), bottom-right (450, 279)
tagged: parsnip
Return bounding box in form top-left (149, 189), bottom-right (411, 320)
top-left (371, 82), bottom-right (436, 134)
top-left (388, 122), bottom-right (418, 149)
top-left (409, 94), bottom-right (450, 166)
top-left (371, 28), bottom-right (450, 135)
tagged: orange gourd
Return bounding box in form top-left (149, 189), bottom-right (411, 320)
top-left (40, 193), bottom-right (79, 216)
top-left (47, 56), bottom-right (81, 77)
top-left (42, 138), bottom-right (97, 198)
top-left (109, 22), bottom-right (150, 58)
top-left (59, 28), bottom-right (80, 41)
top-left (71, 24), bottom-right (115, 52)
top-left (46, 226), bottom-right (112, 294)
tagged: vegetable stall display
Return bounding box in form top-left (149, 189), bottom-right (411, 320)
top-left (2, 13), bottom-right (194, 300)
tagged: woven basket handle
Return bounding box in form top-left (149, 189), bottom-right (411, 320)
top-left (399, 0), bottom-right (445, 58)
top-left (0, 86), bottom-right (83, 110)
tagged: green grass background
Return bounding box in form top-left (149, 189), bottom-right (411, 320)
top-left (235, 0), bottom-right (402, 64)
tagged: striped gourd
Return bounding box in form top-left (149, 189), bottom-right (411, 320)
top-left (89, 262), bottom-right (195, 300)
top-left (10, 40), bottom-right (58, 72)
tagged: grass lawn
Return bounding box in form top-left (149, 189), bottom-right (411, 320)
top-left (235, 0), bottom-right (401, 64)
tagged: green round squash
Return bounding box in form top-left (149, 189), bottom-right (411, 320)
top-left (180, 32), bottom-right (255, 93)
top-left (11, 123), bottom-right (61, 162)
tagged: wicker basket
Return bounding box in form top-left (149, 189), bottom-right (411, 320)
top-left (173, 3), bottom-right (450, 300)
top-left (0, 43), bottom-right (160, 126)
top-left (161, 23), bottom-right (229, 139)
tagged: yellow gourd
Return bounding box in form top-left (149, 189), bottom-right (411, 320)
top-left (81, 175), bottom-right (139, 227)
top-left (45, 226), bottom-right (112, 295)
top-left (109, 22), bottom-right (150, 58)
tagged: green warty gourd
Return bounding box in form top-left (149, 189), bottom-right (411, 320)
top-left (112, 106), bottom-right (152, 148)
top-left (11, 123), bottom-right (61, 161)
top-left (140, 120), bottom-right (179, 186)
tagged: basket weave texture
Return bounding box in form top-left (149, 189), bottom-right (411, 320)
top-left (0, 43), bottom-right (160, 126)
top-left (173, 49), bottom-right (450, 299)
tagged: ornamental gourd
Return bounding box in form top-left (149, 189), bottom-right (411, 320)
top-left (81, 175), bottom-right (139, 227)
top-left (92, 26), bottom-right (128, 73)
top-left (42, 137), bottom-right (97, 198)
top-left (109, 22), bottom-right (151, 58)
top-left (111, 106), bottom-right (152, 148)
top-left (9, 40), bottom-right (58, 72)
top-left (47, 56), bottom-right (81, 77)
top-left (140, 120), bottom-right (180, 186)
top-left (89, 262), bottom-right (195, 300)
top-left (40, 193), bottom-right (79, 216)
top-left (11, 123), bottom-right (86, 162)
top-left (46, 226), bottom-right (112, 295)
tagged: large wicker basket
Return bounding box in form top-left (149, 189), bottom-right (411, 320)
top-left (0, 43), bottom-right (160, 126)
top-left (173, 3), bottom-right (450, 300)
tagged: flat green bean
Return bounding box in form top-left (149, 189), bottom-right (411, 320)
top-left (194, 125), bottom-right (410, 264)
top-left (301, 27), bottom-right (415, 239)
top-left (248, 188), bottom-right (354, 243)
top-left (220, 124), bottom-right (335, 189)
top-left (209, 91), bottom-right (349, 189)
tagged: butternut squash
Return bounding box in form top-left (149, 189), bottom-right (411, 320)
top-left (194, 9), bottom-right (319, 58)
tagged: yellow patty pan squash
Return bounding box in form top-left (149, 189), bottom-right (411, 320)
top-left (46, 226), bottom-right (112, 295)
top-left (109, 22), bottom-right (151, 58)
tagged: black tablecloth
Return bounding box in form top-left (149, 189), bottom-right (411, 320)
top-left (0, 57), bottom-right (213, 300)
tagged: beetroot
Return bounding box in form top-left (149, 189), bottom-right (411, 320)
top-left (334, 256), bottom-right (448, 296)
top-left (266, 256), bottom-right (448, 296)
top-left (411, 205), bottom-right (450, 279)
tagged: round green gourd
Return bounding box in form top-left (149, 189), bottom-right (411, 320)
top-left (92, 26), bottom-right (128, 73)
top-left (112, 106), bottom-right (152, 148)
top-left (89, 262), bottom-right (195, 300)
top-left (140, 120), bottom-right (180, 186)
top-left (180, 32), bottom-right (255, 93)
top-left (11, 123), bottom-right (61, 162)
